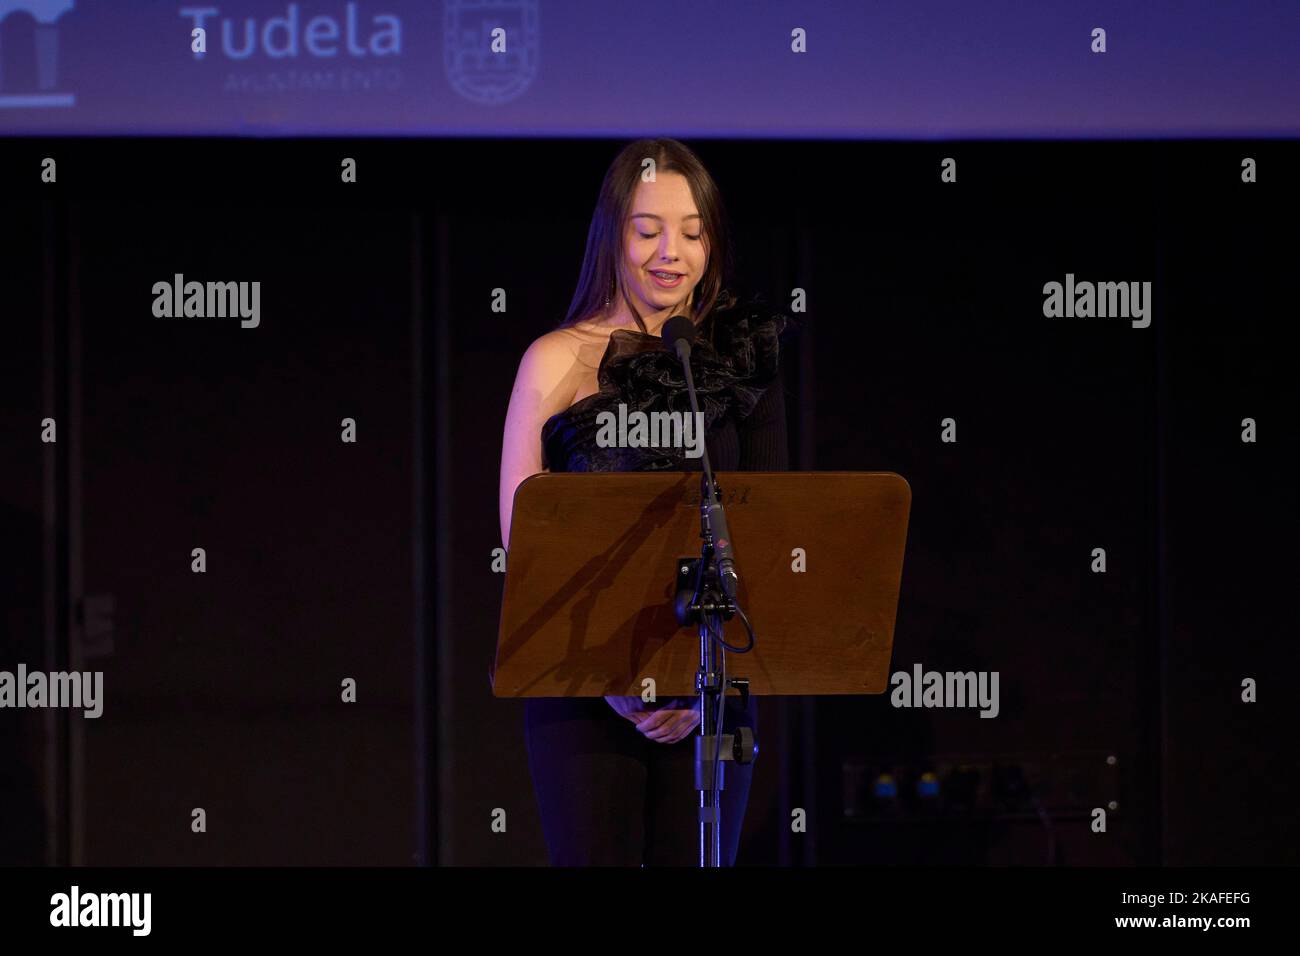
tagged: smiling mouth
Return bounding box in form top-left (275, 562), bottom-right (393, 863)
top-left (649, 270), bottom-right (684, 285)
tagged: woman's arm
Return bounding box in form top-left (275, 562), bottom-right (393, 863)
top-left (499, 331), bottom-right (583, 547)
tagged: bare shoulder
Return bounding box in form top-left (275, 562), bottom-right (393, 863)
top-left (520, 326), bottom-right (581, 368)
top-left (517, 324), bottom-right (606, 383)
top-left (508, 326), bottom-right (600, 420)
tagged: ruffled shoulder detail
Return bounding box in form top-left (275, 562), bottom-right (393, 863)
top-left (541, 298), bottom-right (785, 473)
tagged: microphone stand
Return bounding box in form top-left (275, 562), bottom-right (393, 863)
top-left (667, 328), bottom-right (757, 868)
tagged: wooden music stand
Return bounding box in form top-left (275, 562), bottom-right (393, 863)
top-left (493, 471), bottom-right (911, 698)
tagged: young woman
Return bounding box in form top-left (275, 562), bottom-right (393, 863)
top-left (498, 138), bottom-right (788, 866)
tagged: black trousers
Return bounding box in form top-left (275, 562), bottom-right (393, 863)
top-left (524, 694), bottom-right (758, 866)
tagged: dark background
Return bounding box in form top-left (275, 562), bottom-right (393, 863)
top-left (0, 139), bottom-right (1293, 866)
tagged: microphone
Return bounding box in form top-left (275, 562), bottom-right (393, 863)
top-left (660, 313), bottom-right (739, 600)
top-left (711, 504), bottom-right (739, 600)
top-left (661, 314), bottom-right (695, 361)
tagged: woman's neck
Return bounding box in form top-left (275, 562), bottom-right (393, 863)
top-left (602, 304), bottom-right (691, 337)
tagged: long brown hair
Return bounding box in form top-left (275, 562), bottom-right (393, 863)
top-left (559, 138), bottom-right (735, 333)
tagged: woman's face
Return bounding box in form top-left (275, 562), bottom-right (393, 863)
top-left (619, 171), bottom-right (709, 319)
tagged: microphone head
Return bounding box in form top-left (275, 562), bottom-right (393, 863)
top-left (661, 315), bottom-right (696, 350)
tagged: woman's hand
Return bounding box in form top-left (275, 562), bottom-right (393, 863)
top-left (634, 696), bottom-right (701, 744)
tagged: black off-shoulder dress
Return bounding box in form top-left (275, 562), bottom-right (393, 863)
top-left (523, 300), bottom-right (788, 867)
